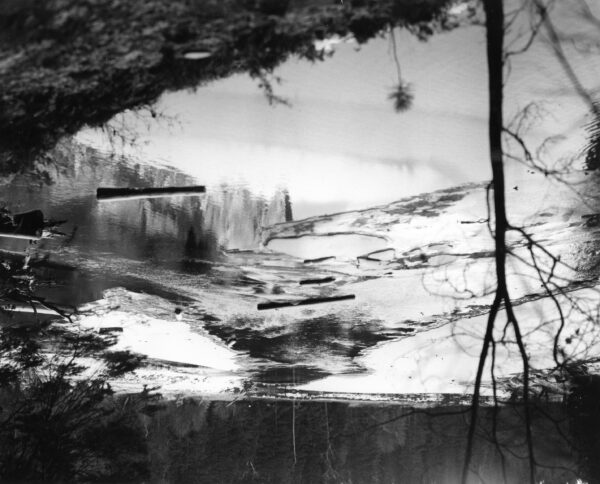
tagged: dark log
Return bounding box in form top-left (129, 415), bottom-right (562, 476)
top-left (257, 294), bottom-right (354, 310)
top-left (303, 256), bottom-right (335, 264)
top-left (98, 327), bottom-right (124, 334)
top-left (299, 276), bottom-right (335, 285)
top-left (97, 186), bottom-right (206, 200)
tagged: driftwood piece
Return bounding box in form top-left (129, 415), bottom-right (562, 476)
top-left (257, 294), bottom-right (355, 310)
top-left (97, 186), bottom-right (206, 201)
top-left (299, 276), bottom-right (335, 285)
top-left (303, 256), bottom-right (335, 264)
top-left (98, 327), bottom-right (124, 334)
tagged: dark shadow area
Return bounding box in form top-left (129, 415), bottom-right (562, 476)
top-left (252, 365), bottom-right (333, 384)
top-left (141, 398), bottom-right (583, 483)
top-left (203, 314), bottom-right (390, 378)
top-left (0, 320), bottom-right (160, 482)
top-left (567, 373), bottom-right (600, 484)
top-left (0, 365), bottom-right (596, 483)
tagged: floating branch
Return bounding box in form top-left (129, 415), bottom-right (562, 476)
top-left (299, 276), bottom-right (336, 285)
top-left (98, 327), bottom-right (124, 334)
top-left (238, 275), bottom-right (267, 286)
top-left (365, 248), bottom-right (395, 258)
top-left (257, 294), bottom-right (355, 310)
top-left (303, 256), bottom-right (335, 264)
top-left (358, 248), bottom-right (396, 263)
top-left (96, 186), bottom-right (206, 201)
top-left (460, 218), bottom-right (488, 224)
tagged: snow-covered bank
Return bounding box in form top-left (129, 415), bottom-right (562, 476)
top-left (77, 288), bottom-right (239, 372)
top-left (296, 284), bottom-right (600, 396)
top-left (255, 168), bottom-right (600, 397)
top-left (73, 287), bottom-right (244, 394)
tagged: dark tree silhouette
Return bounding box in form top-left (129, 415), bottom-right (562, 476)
top-left (463, 1), bottom-right (535, 482)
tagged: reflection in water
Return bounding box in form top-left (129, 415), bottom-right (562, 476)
top-left (203, 314), bottom-right (389, 380)
top-left (141, 398), bottom-right (584, 484)
top-left (0, 139), bottom-right (290, 305)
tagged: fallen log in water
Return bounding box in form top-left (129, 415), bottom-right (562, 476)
top-left (257, 294), bottom-right (355, 310)
top-left (98, 327), bottom-right (124, 334)
top-left (299, 276), bottom-right (335, 285)
top-left (97, 186), bottom-right (206, 201)
top-left (303, 256), bottom-right (335, 264)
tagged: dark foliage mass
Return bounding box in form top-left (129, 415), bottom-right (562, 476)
top-left (0, 0), bottom-right (453, 172)
top-left (389, 81), bottom-right (414, 112)
top-left (0, 318), bottom-right (158, 481)
top-left (142, 398), bottom-right (582, 483)
top-left (568, 374), bottom-right (600, 483)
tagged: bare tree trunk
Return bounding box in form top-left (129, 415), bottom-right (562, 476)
top-left (462, 2), bottom-right (536, 483)
top-left (485, 0), bottom-right (506, 249)
top-left (462, 1), bottom-right (537, 481)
